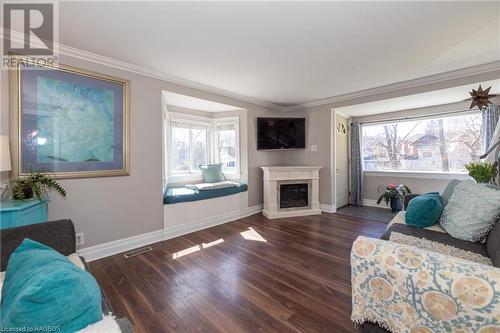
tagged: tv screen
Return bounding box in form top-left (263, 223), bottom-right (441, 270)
top-left (257, 117), bottom-right (306, 150)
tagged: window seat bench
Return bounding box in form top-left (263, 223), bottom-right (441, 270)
top-left (163, 183), bottom-right (248, 204)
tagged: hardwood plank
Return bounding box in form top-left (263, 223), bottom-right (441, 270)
top-left (89, 212), bottom-right (386, 333)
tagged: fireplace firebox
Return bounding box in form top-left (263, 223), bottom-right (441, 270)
top-left (279, 183), bottom-right (309, 209)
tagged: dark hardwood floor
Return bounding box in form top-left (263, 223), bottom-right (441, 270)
top-left (336, 205), bottom-right (397, 224)
top-left (90, 212), bottom-right (387, 333)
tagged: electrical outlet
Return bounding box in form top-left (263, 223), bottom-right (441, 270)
top-left (310, 144), bottom-right (318, 152)
top-left (76, 233), bottom-right (84, 246)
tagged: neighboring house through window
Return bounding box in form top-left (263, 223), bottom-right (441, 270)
top-left (361, 111), bottom-right (482, 173)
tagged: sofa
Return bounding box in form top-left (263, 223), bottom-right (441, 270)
top-left (1, 219), bottom-right (133, 332)
top-left (351, 192), bottom-right (500, 333)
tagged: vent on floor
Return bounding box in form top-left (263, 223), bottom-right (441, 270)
top-left (123, 246), bottom-right (154, 259)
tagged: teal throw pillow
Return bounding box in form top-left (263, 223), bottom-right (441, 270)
top-left (1, 239), bottom-right (102, 333)
top-left (199, 163), bottom-right (225, 183)
top-left (441, 179), bottom-right (462, 207)
top-left (405, 192), bottom-right (443, 228)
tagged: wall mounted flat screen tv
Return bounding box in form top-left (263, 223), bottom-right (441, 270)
top-left (257, 117), bottom-right (306, 150)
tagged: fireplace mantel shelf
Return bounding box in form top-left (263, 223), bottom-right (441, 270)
top-left (261, 166), bottom-right (323, 171)
top-left (261, 166), bottom-right (322, 219)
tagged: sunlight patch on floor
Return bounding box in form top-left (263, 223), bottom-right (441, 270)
top-left (172, 238), bottom-right (224, 259)
top-left (202, 238), bottom-right (224, 248)
top-left (240, 227), bottom-right (267, 242)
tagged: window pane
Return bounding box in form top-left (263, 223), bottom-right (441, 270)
top-left (218, 129), bottom-right (236, 173)
top-left (362, 113), bottom-right (482, 172)
top-left (171, 127), bottom-right (190, 173)
top-left (191, 128), bottom-right (207, 172)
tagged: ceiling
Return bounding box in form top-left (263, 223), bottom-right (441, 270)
top-left (163, 92), bottom-right (243, 112)
top-left (336, 79), bottom-right (500, 117)
top-left (57, 2), bottom-right (500, 109)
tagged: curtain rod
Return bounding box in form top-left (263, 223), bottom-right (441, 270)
top-left (351, 108), bottom-right (480, 126)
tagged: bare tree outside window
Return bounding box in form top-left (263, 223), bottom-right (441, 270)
top-left (362, 113), bottom-right (482, 172)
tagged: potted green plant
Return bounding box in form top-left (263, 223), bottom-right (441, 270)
top-left (12, 171), bottom-right (66, 201)
top-left (464, 161), bottom-right (498, 184)
top-left (377, 183), bottom-right (411, 212)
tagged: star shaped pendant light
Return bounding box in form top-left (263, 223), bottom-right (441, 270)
top-left (465, 85), bottom-right (497, 109)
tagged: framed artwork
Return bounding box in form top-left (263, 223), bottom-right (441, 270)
top-left (10, 60), bottom-right (130, 179)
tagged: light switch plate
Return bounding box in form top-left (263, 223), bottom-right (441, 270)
top-left (310, 145), bottom-right (318, 152)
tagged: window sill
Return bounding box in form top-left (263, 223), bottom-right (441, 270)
top-left (168, 174), bottom-right (203, 184)
top-left (223, 174), bottom-right (241, 181)
top-left (363, 170), bottom-right (472, 180)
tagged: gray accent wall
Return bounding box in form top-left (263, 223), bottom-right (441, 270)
top-left (282, 106), bottom-right (335, 207)
top-left (2, 52), bottom-right (498, 248)
top-left (0, 55), bottom-right (285, 247)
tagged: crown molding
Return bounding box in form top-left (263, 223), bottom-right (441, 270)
top-left (57, 44), bottom-right (287, 112)
top-left (334, 110), bottom-right (350, 119)
top-left (283, 60), bottom-right (500, 112)
top-left (0, 28), bottom-right (286, 112)
top-left (3, 28), bottom-right (499, 114)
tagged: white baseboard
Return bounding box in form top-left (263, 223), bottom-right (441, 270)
top-left (263, 208), bottom-right (322, 219)
top-left (320, 204), bottom-right (337, 213)
top-left (163, 204), bottom-right (263, 240)
top-left (78, 229), bottom-right (165, 262)
top-left (78, 205), bottom-right (263, 262)
top-left (363, 199), bottom-right (391, 209)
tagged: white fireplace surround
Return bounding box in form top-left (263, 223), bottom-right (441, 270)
top-left (261, 166), bottom-right (322, 219)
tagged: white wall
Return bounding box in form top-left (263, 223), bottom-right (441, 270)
top-left (163, 192), bottom-right (251, 240)
top-left (363, 175), bottom-right (452, 201)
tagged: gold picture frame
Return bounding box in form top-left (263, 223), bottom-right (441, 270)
top-left (10, 60), bottom-right (130, 179)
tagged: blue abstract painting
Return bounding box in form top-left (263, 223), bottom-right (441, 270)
top-left (19, 65), bottom-right (128, 177)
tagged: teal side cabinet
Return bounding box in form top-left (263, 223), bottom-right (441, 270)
top-left (0, 199), bottom-right (48, 229)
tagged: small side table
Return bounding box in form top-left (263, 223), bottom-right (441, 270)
top-left (0, 199), bottom-right (48, 229)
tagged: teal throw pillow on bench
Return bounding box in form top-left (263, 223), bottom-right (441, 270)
top-left (200, 163), bottom-right (225, 183)
top-left (405, 192), bottom-right (443, 228)
top-left (1, 239), bottom-right (102, 333)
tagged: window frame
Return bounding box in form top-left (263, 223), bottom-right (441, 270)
top-left (165, 112), bottom-right (240, 183)
top-left (360, 110), bottom-right (482, 177)
top-left (214, 117), bottom-right (240, 178)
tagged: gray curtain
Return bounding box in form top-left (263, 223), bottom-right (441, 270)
top-left (481, 104), bottom-right (500, 152)
top-left (350, 122), bottom-right (363, 206)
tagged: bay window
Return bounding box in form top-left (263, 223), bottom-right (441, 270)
top-left (165, 112), bottom-right (239, 182)
top-left (361, 111), bottom-right (482, 173)
top-left (169, 123), bottom-right (209, 175)
top-left (215, 120), bottom-right (239, 174)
